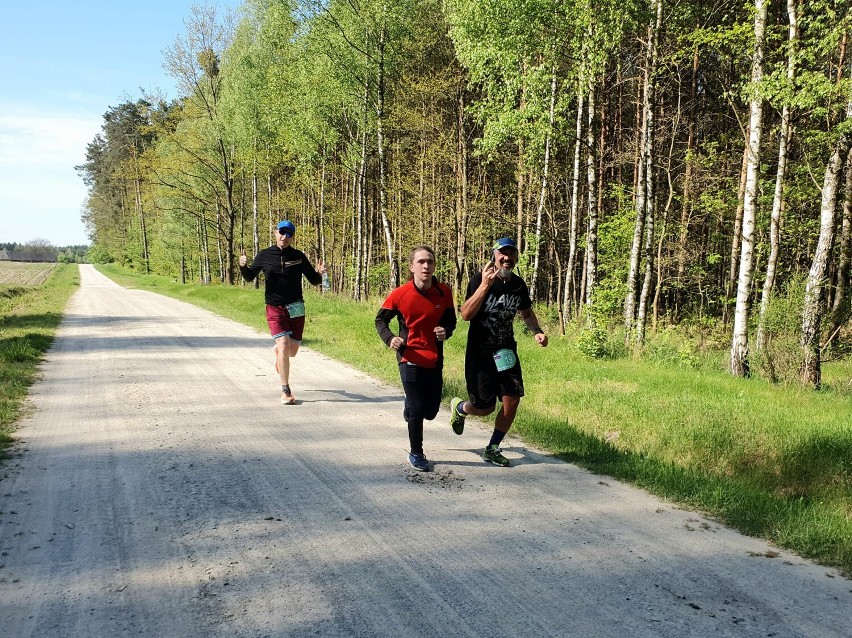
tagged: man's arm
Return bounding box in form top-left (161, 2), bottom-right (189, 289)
top-left (302, 256), bottom-right (326, 287)
top-left (519, 308), bottom-right (548, 347)
top-left (238, 248), bottom-right (260, 283)
top-left (460, 266), bottom-right (497, 321)
top-left (376, 307), bottom-right (404, 350)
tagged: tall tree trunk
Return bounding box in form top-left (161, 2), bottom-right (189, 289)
top-left (563, 87), bottom-right (584, 329)
top-left (624, 111), bottom-right (647, 333)
top-left (320, 150), bottom-right (327, 259)
top-left (801, 136), bottom-right (851, 387)
top-left (654, 80), bottom-right (679, 330)
top-left (130, 146), bottom-right (149, 275)
top-left (530, 67), bottom-right (557, 301)
top-left (516, 141), bottom-right (525, 248)
top-left (632, 0), bottom-right (662, 345)
top-left (802, 81), bottom-right (852, 387)
top-left (134, 174), bottom-right (149, 275)
top-left (355, 120), bottom-right (367, 301)
top-left (730, 0), bottom-right (769, 378)
top-left (375, 24), bottom-right (397, 290)
top-left (251, 151), bottom-right (258, 257)
top-left (215, 199), bottom-right (225, 282)
top-left (676, 43), bottom-right (700, 318)
top-left (757, 0), bottom-right (799, 354)
top-left (828, 147), bottom-right (852, 342)
top-left (455, 84), bottom-right (469, 295)
top-left (584, 84), bottom-right (598, 320)
top-left (724, 148), bottom-right (750, 326)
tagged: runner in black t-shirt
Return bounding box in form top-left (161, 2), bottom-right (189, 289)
top-left (239, 220), bottom-right (326, 405)
top-left (449, 237), bottom-right (548, 466)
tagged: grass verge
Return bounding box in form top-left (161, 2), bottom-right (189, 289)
top-left (0, 264), bottom-right (80, 455)
top-left (93, 265), bottom-right (852, 575)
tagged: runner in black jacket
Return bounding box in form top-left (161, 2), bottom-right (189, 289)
top-left (239, 220), bottom-right (326, 405)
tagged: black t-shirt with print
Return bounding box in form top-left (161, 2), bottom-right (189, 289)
top-left (465, 272), bottom-right (532, 354)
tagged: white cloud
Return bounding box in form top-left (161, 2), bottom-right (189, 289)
top-left (0, 111), bottom-right (100, 167)
top-left (0, 108), bottom-right (100, 246)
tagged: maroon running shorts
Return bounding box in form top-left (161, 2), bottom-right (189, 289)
top-left (266, 304), bottom-right (305, 342)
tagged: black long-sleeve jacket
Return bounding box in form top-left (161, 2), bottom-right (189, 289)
top-left (239, 245), bottom-right (322, 306)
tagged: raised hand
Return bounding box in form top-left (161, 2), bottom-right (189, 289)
top-left (481, 260), bottom-right (497, 288)
top-left (239, 247), bottom-right (247, 267)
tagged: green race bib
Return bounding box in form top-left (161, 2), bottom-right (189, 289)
top-left (493, 348), bottom-right (516, 372)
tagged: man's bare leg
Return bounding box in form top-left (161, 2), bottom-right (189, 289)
top-left (276, 335), bottom-right (302, 404)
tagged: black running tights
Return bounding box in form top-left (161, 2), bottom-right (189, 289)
top-left (398, 363), bottom-right (442, 454)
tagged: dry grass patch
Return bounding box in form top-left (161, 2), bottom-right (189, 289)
top-left (0, 262), bottom-right (57, 287)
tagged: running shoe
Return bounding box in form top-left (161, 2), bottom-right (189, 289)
top-left (482, 445), bottom-right (510, 467)
top-left (281, 391), bottom-right (296, 405)
top-left (450, 397), bottom-right (465, 435)
top-left (408, 452), bottom-right (431, 472)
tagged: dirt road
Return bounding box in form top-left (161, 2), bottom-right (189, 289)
top-left (1, 264), bottom-right (849, 637)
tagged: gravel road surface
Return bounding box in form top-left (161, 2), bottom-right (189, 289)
top-left (1, 264), bottom-right (850, 637)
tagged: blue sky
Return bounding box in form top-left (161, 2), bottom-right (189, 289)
top-left (0, 1), bottom-right (240, 247)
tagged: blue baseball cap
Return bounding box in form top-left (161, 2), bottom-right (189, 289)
top-left (277, 220), bottom-right (296, 235)
top-left (493, 237), bottom-right (517, 251)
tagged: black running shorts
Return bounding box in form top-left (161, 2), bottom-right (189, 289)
top-left (465, 348), bottom-right (524, 409)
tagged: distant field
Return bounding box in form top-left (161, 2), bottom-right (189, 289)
top-left (0, 262), bottom-right (57, 287)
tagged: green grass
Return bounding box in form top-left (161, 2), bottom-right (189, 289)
top-left (70, 267), bottom-right (852, 574)
top-left (0, 264), bottom-right (80, 453)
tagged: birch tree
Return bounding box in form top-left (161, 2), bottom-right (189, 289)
top-left (801, 73), bottom-right (852, 387)
top-left (730, 0), bottom-right (769, 377)
top-left (163, 4), bottom-right (238, 283)
top-left (756, 0), bottom-right (799, 356)
top-left (828, 149), bottom-right (852, 343)
top-left (627, 0), bottom-right (662, 345)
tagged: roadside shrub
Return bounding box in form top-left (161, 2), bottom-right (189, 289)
top-left (1, 337), bottom-right (41, 363)
top-left (754, 276), bottom-right (806, 384)
top-left (643, 327), bottom-right (701, 368)
top-left (576, 324), bottom-right (627, 359)
top-left (577, 326), bottom-right (607, 358)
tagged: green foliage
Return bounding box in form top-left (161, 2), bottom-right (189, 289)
top-left (754, 275), bottom-right (807, 384)
top-left (576, 325), bottom-right (608, 358)
top-left (642, 327), bottom-right (703, 369)
top-left (74, 0), bottom-right (852, 399)
top-left (1, 337), bottom-right (40, 364)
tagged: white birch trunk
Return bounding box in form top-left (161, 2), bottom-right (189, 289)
top-left (633, 0), bottom-right (662, 345)
top-left (828, 148), bottom-right (852, 339)
top-left (375, 25), bottom-right (397, 290)
top-left (730, 0), bottom-right (769, 377)
top-left (801, 85), bottom-right (852, 387)
top-left (563, 86), bottom-right (585, 326)
top-left (757, 0), bottom-right (799, 355)
top-left (801, 137), bottom-right (851, 387)
top-left (584, 84), bottom-right (598, 318)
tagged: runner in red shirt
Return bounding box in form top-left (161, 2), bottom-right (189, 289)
top-left (376, 246), bottom-right (457, 471)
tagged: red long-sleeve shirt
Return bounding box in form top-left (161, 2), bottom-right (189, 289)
top-left (375, 279), bottom-right (457, 368)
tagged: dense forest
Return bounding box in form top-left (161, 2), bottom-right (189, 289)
top-left (76, 0), bottom-right (852, 388)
